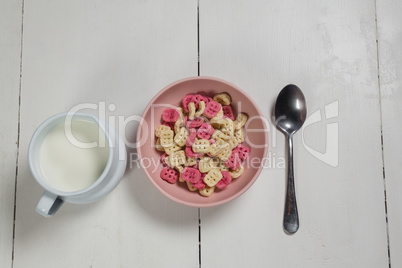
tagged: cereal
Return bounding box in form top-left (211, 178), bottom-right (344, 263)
top-left (188, 102), bottom-right (196, 120)
top-left (198, 157), bottom-right (219, 173)
top-left (155, 125), bottom-right (171, 138)
top-left (186, 181), bottom-right (198, 191)
top-left (185, 146), bottom-right (203, 159)
top-left (237, 144), bottom-right (250, 161)
top-left (160, 129), bottom-right (174, 148)
top-left (203, 100), bottom-right (222, 118)
top-left (160, 167), bottom-right (179, 184)
top-left (199, 185), bottom-right (215, 197)
top-left (192, 139), bottom-right (210, 154)
top-left (156, 138), bottom-right (165, 151)
top-left (225, 150), bottom-right (241, 170)
top-left (182, 95), bottom-right (194, 113)
top-left (174, 127), bottom-right (189, 147)
top-left (222, 106), bottom-right (234, 121)
top-left (174, 118), bottom-right (184, 134)
top-left (169, 150), bottom-right (186, 167)
top-left (210, 118), bottom-right (226, 129)
top-left (216, 171), bottom-right (232, 189)
top-left (162, 108), bottom-right (180, 122)
top-left (186, 129), bottom-right (197, 146)
top-left (234, 113), bottom-right (247, 129)
top-left (213, 93), bottom-right (232, 106)
top-left (229, 164), bottom-right (244, 178)
top-left (181, 167), bottom-right (202, 184)
top-left (164, 143), bottom-right (182, 155)
top-left (156, 92), bottom-right (249, 197)
top-left (215, 107), bottom-right (224, 119)
top-left (197, 122), bottom-right (215, 140)
top-left (209, 139), bottom-right (230, 157)
top-left (194, 101), bottom-right (206, 117)
top-left (203, 169), bottom-right (223, 187)
top-left (234, 128), bottom-right (245, 143)
top-left (185, 157), bottom-right (197, 167)
top-left (185, 116), bottom-right (204, 128)
top-left (161, 153), bottom-right (168, 166)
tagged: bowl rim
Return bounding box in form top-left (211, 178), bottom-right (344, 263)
top-left (136, 76), bottom-right (268, 207)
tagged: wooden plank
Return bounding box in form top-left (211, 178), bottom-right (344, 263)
top-left (199, 0), bottom-right (389, 267)
top-left (377, 0), bottom-right (402, 266)
top-left (0, 0), bottom-right (22, 267)
top-left (14, 1), bottom-right (199, 267)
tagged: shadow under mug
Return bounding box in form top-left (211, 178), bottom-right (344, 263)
top-left (28, 113), bottom-right (127, 217)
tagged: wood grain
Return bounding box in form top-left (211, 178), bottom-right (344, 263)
top-left (13, 1), bottom-right (199, 267)
top-left (0, 1), bottom-right (22, 267)
top-left (377, 0), bottom-right (402, 266)
top-left (199, 0), bottom-right (389, 267)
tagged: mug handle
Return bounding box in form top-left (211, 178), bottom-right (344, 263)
top-left (36, 191), bottom-right (64, 217)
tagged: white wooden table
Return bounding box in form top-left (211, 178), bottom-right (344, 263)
top-left (1, 0), bottom-right (401, 267)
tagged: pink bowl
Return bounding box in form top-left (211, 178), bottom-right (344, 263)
top-left (136, 76), bottom-right (268, 207)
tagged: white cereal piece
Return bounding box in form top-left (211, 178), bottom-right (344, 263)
top-left (186, 181), bottom-right (198, 191)
top-left (221, 118), bottom-right (234, 136)
top-left (199, 185), bottom-right (215, 197)
top-left (217, 147), bottom-right (232, 162)
top-left (234, 128), bottom-right (245, 143)
top-left (185, 157), bottom-right (197, 167)
top-left (155, 125), bottom-right (171, 137)
top-left (215, 107), bottom-right (224, 119)
top-left (203, 169), bottom-right (223, 187)
top-left (164, 143), bottom-right (182, 155)
top-left (229, 165), bottom-right (244, 178)
top-left (160, 129), bottom-right (174, 148)
top-left (198, 157), bottom-right (219, 173)
top-left (156, 138), bottom-right (165, 151)
top-left (209, 139), bottom-right (230, 156)
top-left (169, 150), bottom-right (186, 167)
top-left (227, 135), bottom-right (239, 149)
top-left (174, 117), bottom-right (184, 134)
top-left (188, 102), bottom-right (196, 120)
top-left (194, 101), bottom-right (206, 117)
top-left (234, 113), bottom-right (248, 129)
top-left (174, 127), bottom-right (189, 147)
top-left (192, 139), bottom-right (210, 154)
top-left (213, 93), bottom-right (232, 106)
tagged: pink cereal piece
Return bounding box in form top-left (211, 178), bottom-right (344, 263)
top-left (202, 96), bottom-right (213, 105)
top-left (163, 121), bottom-right (175, 130)
top-left (186, 117), bottom-right (204, 128)
top-left (216, 171), bottom-right (232, 189)
top-left (162, 108), bottom-right (180, 123)
top-left (225, 151), bottom-right (241, 170)
top-left (192, 178), bottom-right (206, 190)
top-left (161, 153), bottom-right (168, 166)
top-left (186, 130), bottom-right (197, 146)
top-left (182, 167), bottom-right (202, 183)
top-left (160, 167), bottom-right (178, 184)
top-left (222, 106), bottom-right (235, 121)
top-left (182, 95), bottom-right (194, 113)
top-left (186, 146), bottom-right (204, 159)
top-left (203, 100), bottom-right (221, 118)
top-left (197, 123), bottom-right (215, 139)
top-left (209, 138), bottom-right (216, 145)
top-left (237, 144), bottom-right (251, 161)
top-left (192, 94), bottom-right (204, 109)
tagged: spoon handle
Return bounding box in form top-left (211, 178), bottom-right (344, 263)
top-left (283, 134), bottom-right (299, 234)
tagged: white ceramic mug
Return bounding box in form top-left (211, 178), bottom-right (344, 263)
top-left (28, 113), bottom-right (127, 217)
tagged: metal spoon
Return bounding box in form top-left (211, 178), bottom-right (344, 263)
top-left (274, 84), bottom-right (307, 234)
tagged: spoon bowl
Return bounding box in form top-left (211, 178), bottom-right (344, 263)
top-left (275, 85), bottom-right (306, 134)
top-left (274, 84), bottom-right (307, 234)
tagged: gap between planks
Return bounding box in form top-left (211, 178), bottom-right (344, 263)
top-left (374, 0), bottom-right (391, 267)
